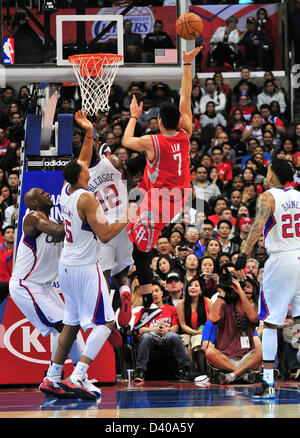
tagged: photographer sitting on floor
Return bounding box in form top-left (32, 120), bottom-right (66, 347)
top-left (204, 268), bottom-right (262, 383)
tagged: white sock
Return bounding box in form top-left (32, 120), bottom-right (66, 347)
top-left (119, 285), bottom-right (131, 296)
top-left (263, 368), bottom-right (274, 386)
top-left (47, 363), bottom-right (63, 384)
top-left (82, 324), bottom-right (111, 361)
top-left (262, 327), bottom-right (277, 385)
top-left (72, 361), bottom-right (90, 380)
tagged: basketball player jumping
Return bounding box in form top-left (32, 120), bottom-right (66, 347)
top-left (235, 158), bottom-right (300, 398)
top-left (121, 46), bottom-right (202, 329)
top-left (74, 111), bottom-right (133, 328)
top-left (39, 158), bottom-right (136, 400)
top-left (9, 188), bottom-right (85, 389)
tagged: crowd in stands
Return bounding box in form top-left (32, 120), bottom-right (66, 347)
top-left (1, 4), bottom-right (300, 384)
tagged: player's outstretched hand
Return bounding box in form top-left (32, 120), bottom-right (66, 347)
top-left (183, 46), bottom-right (203, 64)
top-left (74, 110), bottom-right (94, 132)
top-left (130, 95), bottom-right (143, 119)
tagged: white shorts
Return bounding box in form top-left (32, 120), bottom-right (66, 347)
top-left (259, 251), bottom-right (300, 325)
top-left (59, 262), bottom-right (115, 331)
top-left (9, 277), bottom-right (65, 337)
top-left (97, 227), bottom-right (133, 276)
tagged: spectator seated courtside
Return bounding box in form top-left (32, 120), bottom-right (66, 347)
top-left (132, 280), bottom-right (191, 384)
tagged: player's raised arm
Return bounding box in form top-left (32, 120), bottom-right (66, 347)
top-left (76, 111), bottom-right (94, 167)
top-left (178, 46), bottom-right (202, 138)
top-left (121, 95), bottom-right (154, 155)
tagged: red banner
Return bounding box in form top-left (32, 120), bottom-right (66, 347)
top-left (2, 5), bottom-right (280, 68)
top-left (0, 297), bottom-right (115, 385)
top-left (2, 6), bottom-right (177, 46)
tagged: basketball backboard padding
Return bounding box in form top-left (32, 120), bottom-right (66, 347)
top-left (57, 114), bottom-right (73, 156)
top-left (25, 114), bottom-right (42, 155)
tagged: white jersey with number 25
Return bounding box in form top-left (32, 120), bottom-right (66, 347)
top-left (59, 184), bottom-right (98, 266)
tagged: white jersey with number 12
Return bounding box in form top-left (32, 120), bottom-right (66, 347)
top-left (88, 154), bottom-right (128, 224)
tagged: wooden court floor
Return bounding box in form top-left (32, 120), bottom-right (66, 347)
top-left (1, 378), bottom-right (300, 421)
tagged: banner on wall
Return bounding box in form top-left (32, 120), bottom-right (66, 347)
top-left (2, 6), bottom-right (177, 47)
top-left (0, 297), bottom-right (116, 385)
top-left (1, 5), bottom-right (280, 67)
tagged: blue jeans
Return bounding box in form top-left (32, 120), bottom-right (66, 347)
top-left (136, 331), bottom-right (190, 371)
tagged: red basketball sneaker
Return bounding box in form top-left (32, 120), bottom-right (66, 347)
top-left (118, 292), bottom-right (132, 327)
top-left (39, 378), bottom-right (76, 399)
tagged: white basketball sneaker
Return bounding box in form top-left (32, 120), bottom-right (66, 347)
top-left (68, 374), bottom-right (101, 398)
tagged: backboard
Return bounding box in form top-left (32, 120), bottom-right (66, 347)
top-left (1, 0), bottom-right (193, 85)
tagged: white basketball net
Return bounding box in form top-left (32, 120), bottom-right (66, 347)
top-left (69, 54), bottom-right (122, 115)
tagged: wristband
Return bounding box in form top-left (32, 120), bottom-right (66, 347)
top-left (85, 135), bottom-right (93, 139)
top-left (184, 63), bottom-right (192, 65)
top-left (130, 116), bottom-right (138, 119)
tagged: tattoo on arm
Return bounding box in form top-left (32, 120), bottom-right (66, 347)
top-left (243, 194), bottom-right (272, 256)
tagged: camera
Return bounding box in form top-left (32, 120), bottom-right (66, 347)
top-left (219, 267), bottom-right (239, 304)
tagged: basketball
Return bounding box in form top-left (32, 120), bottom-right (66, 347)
top-left (176, 13), bottom-right (204, 40)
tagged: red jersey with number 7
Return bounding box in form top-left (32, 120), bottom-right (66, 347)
top-left (139, 129), bottom-right (191, 191)
top-left (127, 129), bottom-right (191, 252)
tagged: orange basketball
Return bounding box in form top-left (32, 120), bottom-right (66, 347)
top-left (176, 13), bottom-right (204, 40)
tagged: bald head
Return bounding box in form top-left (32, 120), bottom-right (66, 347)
top-left (24, 188), bottom-right (40, 209)
top-left (24, 187), bottom-right (53, 211)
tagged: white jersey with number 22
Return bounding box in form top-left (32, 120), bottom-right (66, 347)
top-left (264, 187), bottom-right (300, 255)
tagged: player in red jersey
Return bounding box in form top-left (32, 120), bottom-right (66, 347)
top-left (122, 46), bottom-right (202, 328)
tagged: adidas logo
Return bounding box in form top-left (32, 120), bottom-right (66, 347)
top-left (44, 159), bottom-right (69, 166)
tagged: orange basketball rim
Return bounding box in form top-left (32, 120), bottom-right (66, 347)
top-left (68, 53), bottom-right (123, 115)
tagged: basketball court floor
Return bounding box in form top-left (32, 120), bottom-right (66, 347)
top-left (1, 379), bottom-right (300, 420)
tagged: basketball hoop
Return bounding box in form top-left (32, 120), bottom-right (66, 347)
top-left (68, 53), bottom-right (123, 115)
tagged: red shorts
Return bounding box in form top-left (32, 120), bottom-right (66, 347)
top-left (127, 187), bottom-right (190, 253)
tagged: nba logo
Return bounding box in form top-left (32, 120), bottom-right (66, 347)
top-left (3, 38), bottom-right (15, 64)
